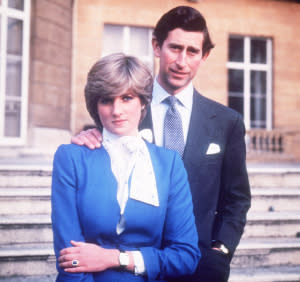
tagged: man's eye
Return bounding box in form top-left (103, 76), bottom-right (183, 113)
top-left (171, 46), bottom-right (180, 51)
top-left (188, 49), bottom-right (200, 56)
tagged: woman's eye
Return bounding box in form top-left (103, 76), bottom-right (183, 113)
top-left (122, 95), bottom-right (133, 101)
top-left (98, 98), bottom-right (112, 104)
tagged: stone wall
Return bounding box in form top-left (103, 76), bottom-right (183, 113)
top-left (73, 0), bottom-right (300, 139)
top-left (29, 0), bottom-right (73, 130)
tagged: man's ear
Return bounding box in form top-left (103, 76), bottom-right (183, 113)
top-left (152, 37), bottom-right (161, 58)
top-left (202, 50), bottom-right (210, 62)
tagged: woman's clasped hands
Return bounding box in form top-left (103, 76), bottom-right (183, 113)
top-left (58, 240), bottom-right (120, 273)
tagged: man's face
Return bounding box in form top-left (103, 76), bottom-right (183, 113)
top-left (153, 28), bottom-right (209, 95)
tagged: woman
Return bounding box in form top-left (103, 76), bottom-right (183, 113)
top-left (51, 53), bottom-right (200, 281)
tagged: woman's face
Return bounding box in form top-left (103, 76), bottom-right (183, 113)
top-left (97, 92), bottom-right (143, 136)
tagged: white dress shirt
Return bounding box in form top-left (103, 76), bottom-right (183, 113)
top-left (151, 78), bottom-right (194, 147)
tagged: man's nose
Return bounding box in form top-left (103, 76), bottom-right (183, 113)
top-left (175, 51), bottom-right (187, 68)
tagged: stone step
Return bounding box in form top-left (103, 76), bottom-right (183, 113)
top-left (0, 214), bottom-right (52, 244)
top-left (1, 162), bottom-right (300, 188)
top-left (243, 211), bottom-right (300, 238)
top-left (232, 237), bottom-right (300, 268)
top-left (229, 266), bottom-right (300, 282)
top-left (0, 267), bottom-right (299, 282)
top-left (0, 164), bottom-right (52, 188)
top-left (0, 274), bottom-right (56, 281)
top-left (251, 187), bottom-right (300, 212)
top-left (0, 243), bottom-right (56, 277)
top-left (0, 187), bottom-right (51, 215)
top-left (247, 165), bottom-right (300, 188)
top-left (0, 240), bottom-right (299, 279)
top-left (0, 174), bottom-right (51, 188)
top-left (2, 186), bottom-right (300, 215)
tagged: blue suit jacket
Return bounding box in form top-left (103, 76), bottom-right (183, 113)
top-left (140, 91), bottom-right (251, 257)
top-left (51, 142), bottom-right (200, 281)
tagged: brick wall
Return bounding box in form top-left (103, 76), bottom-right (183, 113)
top-left (29, 0), bottom-right (73, 130)
top-left (72, 0), bottom-right (300, 137)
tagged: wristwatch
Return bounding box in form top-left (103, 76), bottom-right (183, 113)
top-left (119, 250), bottom-right (129, 269)
top-left (212, 241), bottom-right (229, 255)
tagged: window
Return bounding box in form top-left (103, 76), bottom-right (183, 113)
top-left (227, 36), bottom-right (272, 129)
top-left (0, 0), bottom-right (30, 145)
top-left (102, 24), bottom-right (154, 72)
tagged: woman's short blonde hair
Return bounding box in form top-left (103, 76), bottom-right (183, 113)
top-left (85, 53), bottom-right (153, 130)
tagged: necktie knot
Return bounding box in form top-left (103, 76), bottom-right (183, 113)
top-left (164, 95), bottom-right (178, 109)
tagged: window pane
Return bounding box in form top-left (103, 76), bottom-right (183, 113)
top-left (4, 100), bottom-right (21, 137)
top-left (250, 70), bottom-right (266, 129)
top-left (129, 27), bottom-right (149, 57)
top-left (250, 97), bottom-right (266, 129)
top-left (8, 0), bottom-right (24, 11)
top-left (229, 97), bottom-right (244, 117)
top-left (251, 39), bottom-right (266, 63)
top-left (228, 69), bottom-right (244, 93)
top-left (0, 15), bottom-right (1, 51)
top-left (228, 69), bottom-right (244, 116)
top-left (102, 25), bottom-right (123, 54)
top-left (6, 58), bottom-right (22, 96)
top-left (102, 24), bottom-right (153, 72)
top-left (251, 71), bottom-right (266, 96)
top-left (229, 37), bottom-right (244, 62)
top-left (7, 18), bottom-right (23, 55)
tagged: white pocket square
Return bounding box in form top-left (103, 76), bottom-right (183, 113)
top-left (206, 143), bottom-right (220, 155)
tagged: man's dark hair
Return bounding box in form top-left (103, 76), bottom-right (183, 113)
top-left (153, 6), bottom-right (214, 56)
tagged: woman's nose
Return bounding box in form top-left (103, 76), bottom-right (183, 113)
top-left (112, 99), bottom-right (122, 115)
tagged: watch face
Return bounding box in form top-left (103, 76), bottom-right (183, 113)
top-left (119, 252), bottom-right (129, 266)
top-left (220, 244), bottom-right (229, 254)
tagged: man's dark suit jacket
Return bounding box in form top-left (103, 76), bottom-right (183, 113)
top-left (140, 90), bottom-right (251, 281)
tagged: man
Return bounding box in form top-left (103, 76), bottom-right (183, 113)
top-left (72, 6), bottom-right (251, 282)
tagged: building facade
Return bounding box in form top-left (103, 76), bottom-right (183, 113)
top-left (0, 0), bottom-right (299, 162)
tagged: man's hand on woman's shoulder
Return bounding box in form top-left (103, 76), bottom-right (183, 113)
top-left (71, 128), bottom-right (102, 149)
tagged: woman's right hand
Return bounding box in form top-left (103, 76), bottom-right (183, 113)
top-left (58, 240), bottom-right (120, 273)
top-left (71, 128), bottom-right (102, 149)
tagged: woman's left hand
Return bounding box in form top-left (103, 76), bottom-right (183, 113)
top-left (58, 240), bottom-right (119, 273)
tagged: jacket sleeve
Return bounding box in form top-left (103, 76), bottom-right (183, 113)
top-left (213, 114), bottom-right (251, 254)
top-left (140, 152), bottom-right (201, 281)
top-left (51, 145), bottom-right (94, 282)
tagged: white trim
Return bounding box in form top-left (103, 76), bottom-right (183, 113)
top-left (227, 35), bottom-right (273, 130)
top-left (123, 26), bottom-right (130, 54)
top-left (18, 0), bottom-right (30, 144)
top-left (0, 0), bottom-right (30, 145)
top-left (266, 39), bottom-right (273, 130)
top-left (244, 37), bottom-right (251, 130)
top-left (102, 24), bottom-right (154, 72)
top-left (0, 5), bottom-right (8, 139)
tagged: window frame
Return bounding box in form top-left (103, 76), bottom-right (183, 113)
top-left (0, 0), bottom-right (30, 145)
top-left (102, 24), bottom-right (154, 73)
top-left (227, 35), bottom-right (273, 130)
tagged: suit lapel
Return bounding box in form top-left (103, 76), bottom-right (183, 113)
top-left (140, 105), bottom-right (153, 131)
top-left (183, 90), bottom-right (217, 163)
top-left (139, 91), bottom-right (218, 159)
top-left (139, 105), bottom-right (156, 144)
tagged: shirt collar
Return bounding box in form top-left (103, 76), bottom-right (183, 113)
top-left (152, 78), bottom-right (194, 110)
top-left (103, 129), bottom-right (140, 143)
